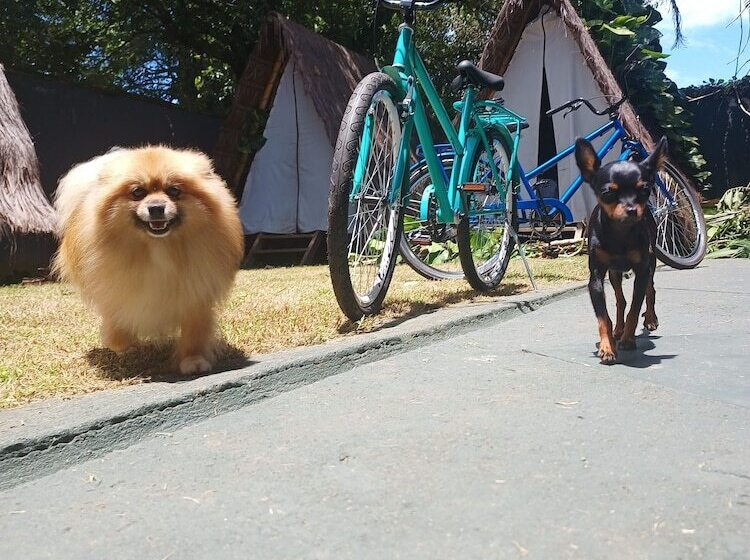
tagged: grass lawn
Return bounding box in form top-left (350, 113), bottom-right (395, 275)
top-left (0, 257), bottom-right (587, 409)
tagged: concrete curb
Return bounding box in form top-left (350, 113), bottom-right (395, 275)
top-left (0, 281), bottom-right (587, 490)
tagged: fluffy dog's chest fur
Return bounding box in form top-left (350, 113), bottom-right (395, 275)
top-left (85, 236), bottom-right (234, 336)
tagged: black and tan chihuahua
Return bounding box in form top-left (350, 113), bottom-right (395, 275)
top-left (575, 136), bottom-right (668, 364)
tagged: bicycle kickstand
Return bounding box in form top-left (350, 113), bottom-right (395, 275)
top-left (508, 225), bottom-right (537, 291)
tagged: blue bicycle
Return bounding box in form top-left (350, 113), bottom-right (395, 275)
top-left (328, 0), bottom-right (706, 319)
top-left (402, 94), bottom-right (707, 283)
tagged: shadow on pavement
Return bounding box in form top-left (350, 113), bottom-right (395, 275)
top-left (592, 333), bottom-right (677, 369)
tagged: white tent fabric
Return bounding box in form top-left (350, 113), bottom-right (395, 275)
top-left (500, 7), bottom-right (618, 222)
top-left (239, 62), bottom-right (333, 234)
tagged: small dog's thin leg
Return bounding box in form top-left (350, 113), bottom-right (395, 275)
top-left (609, 270), bottom-right (626, 340)
top-left (642, 252), bottom-right (659, 332)
top-left (589, 266), bottom-right (616, 364)
top-left (100, 320), bottom-right (136, 353)
top-left (620, 266), bottom-right (649, 350)
top-left (177, 309), bottom-right (216, 375)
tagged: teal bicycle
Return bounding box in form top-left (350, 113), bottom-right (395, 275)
top-left (327, 0), bottom-right (705, 320)
top-left (328, 0), bottom-right (523, 320)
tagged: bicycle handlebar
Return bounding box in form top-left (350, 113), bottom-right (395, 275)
top-left (378, 0), bottom-right (459, 12)
top-left (546, 96), bottom-right (628, 118)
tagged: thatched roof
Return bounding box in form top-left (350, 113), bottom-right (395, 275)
top-left (0, 63), bottom-right (56, 278)
top-left (213, 12), bottom-right (376, 192)
top-left (479, 0), bottom-right (655, 151)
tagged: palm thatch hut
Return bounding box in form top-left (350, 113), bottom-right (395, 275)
top-left (213, 12), bottom-right (374, 250)
top-left (0, 63), bottom-right (55, 279)
top-left (478, 0), bottom-right (660, 221)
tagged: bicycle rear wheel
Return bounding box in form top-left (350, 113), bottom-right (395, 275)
top-left (457, 129), bottom-right (517, 292)
top-left (328, 73), bottom-right (403, 321)
top-left (650, 162), bottom-right (706, 269)
top-left (399, 153), bottom-right (464, 280)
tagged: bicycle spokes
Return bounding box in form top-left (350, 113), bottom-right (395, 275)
top-left (651, 171), bottom-right (699, 260)
top-left (347, 92), bottom-right (402, 304)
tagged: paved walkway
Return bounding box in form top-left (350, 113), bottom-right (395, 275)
top-left (1, 259), bottom-right (748, 559)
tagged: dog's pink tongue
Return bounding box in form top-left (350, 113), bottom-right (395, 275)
top-left (150, 220), bottom-right (167, 230)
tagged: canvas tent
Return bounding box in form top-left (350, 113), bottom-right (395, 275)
top-left (478, 0), bottom-right (657, 222)
top-left (214, 13), bottom-right (375, 235)
top-left (0, 64), bottom-right (55, 279)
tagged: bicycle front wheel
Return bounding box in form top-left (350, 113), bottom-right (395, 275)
top-left (457, 128), bottom-right (517, 292)
top-left (328, 73), bottom-right (403, 321)
top-left (651, 162), bottom-right (706, 269)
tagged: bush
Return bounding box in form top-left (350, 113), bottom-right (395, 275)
top-left (706, 187), bottom-right (750, 258)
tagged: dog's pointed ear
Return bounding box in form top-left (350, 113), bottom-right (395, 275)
top-left (575, 138), bottom-right (601, 184)
top-left (640, 136), bottom-right (668, 181)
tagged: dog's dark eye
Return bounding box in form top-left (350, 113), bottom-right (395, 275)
top-left (165, 186), bottom-right (181, 199)
top-left (131, 186), bottom-right (147, 200)
top-left (635, 181), bottom-right (652, 197)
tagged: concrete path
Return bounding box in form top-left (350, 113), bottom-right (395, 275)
top-left (1, 259), bottom-right (748, 559)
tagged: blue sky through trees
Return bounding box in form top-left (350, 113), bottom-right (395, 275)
top-left (658, 0), bottom-right (748, 86)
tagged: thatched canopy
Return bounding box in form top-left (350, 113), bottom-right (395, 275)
top-left (213, 12), bottom-right (375, 193)
top-left (0, 63), bottom-right (55, 279)
top-left (479, 0), bottom-right (655, 151)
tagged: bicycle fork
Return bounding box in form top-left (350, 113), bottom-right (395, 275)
top-left (349, 89), bottom-right (414, 209)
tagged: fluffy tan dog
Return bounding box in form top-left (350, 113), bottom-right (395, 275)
top-left (53, 146), bottom-right (244, 374)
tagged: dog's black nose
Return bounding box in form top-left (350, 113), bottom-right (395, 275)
top-left (147, 204), bottom-right (166, 219)
top-left (626, 206), bottom-right (638, 216)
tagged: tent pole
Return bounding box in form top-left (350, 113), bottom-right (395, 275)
top-left (233, 50), bottom-right (287, 190)
top-left (260, 51), bottom-right (286, 110)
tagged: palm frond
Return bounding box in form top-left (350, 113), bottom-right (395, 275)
top-left (653, 0), bottom-right (684, 46)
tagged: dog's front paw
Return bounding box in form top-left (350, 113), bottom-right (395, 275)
top-left (598, 349), bottom-right (617, 364)
top-left (642, 311), bottom-right (659, 332)
top-left (618, 337), bottom-right (637, 351)
top-left (179, 355), bottom-right (212, 375)
top-left (598, 340), bottom-right (617, 364)
top-left (101, 323), bottom-right (136, 353)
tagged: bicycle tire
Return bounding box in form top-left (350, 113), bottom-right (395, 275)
top-left (650, 162), bottom-right (707, 269)
top-left (328, 72), bottom-right (404, 321)
top-left (399, 155), bottom-right (465, 280)
top-left (457, 128), bottom-right (517, 292)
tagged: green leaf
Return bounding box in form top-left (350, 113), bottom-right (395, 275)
top-left (641, 48), bottom-right (669, 59)
top-left (706, 247), bottom-right (741, 259)
top-left (433, 251), bottom-right (449, 265)
top-left (611, 15), bottom-right (637, 26)
top-left (601, 23), bottom-right (636, 36)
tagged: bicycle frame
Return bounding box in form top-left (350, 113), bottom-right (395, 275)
top-left (386, 23), bottom-right (463, 223)
top-left (350, 23), bottom-right (520, 225)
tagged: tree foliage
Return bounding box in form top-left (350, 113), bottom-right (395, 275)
top-left (574, 0), bottom-right (710, 187)
top-left (0, 0), bottom-right (498, 113)
top-left (0, 1), bottom-right (377, 113)
top-left (373, 1), bottom-right (503, 102)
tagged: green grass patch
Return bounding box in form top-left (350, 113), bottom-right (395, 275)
top-left (0, 257), bottom-right (587, 409)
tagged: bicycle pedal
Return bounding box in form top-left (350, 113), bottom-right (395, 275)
top-left (460, 182), bottom-right (487, 193)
